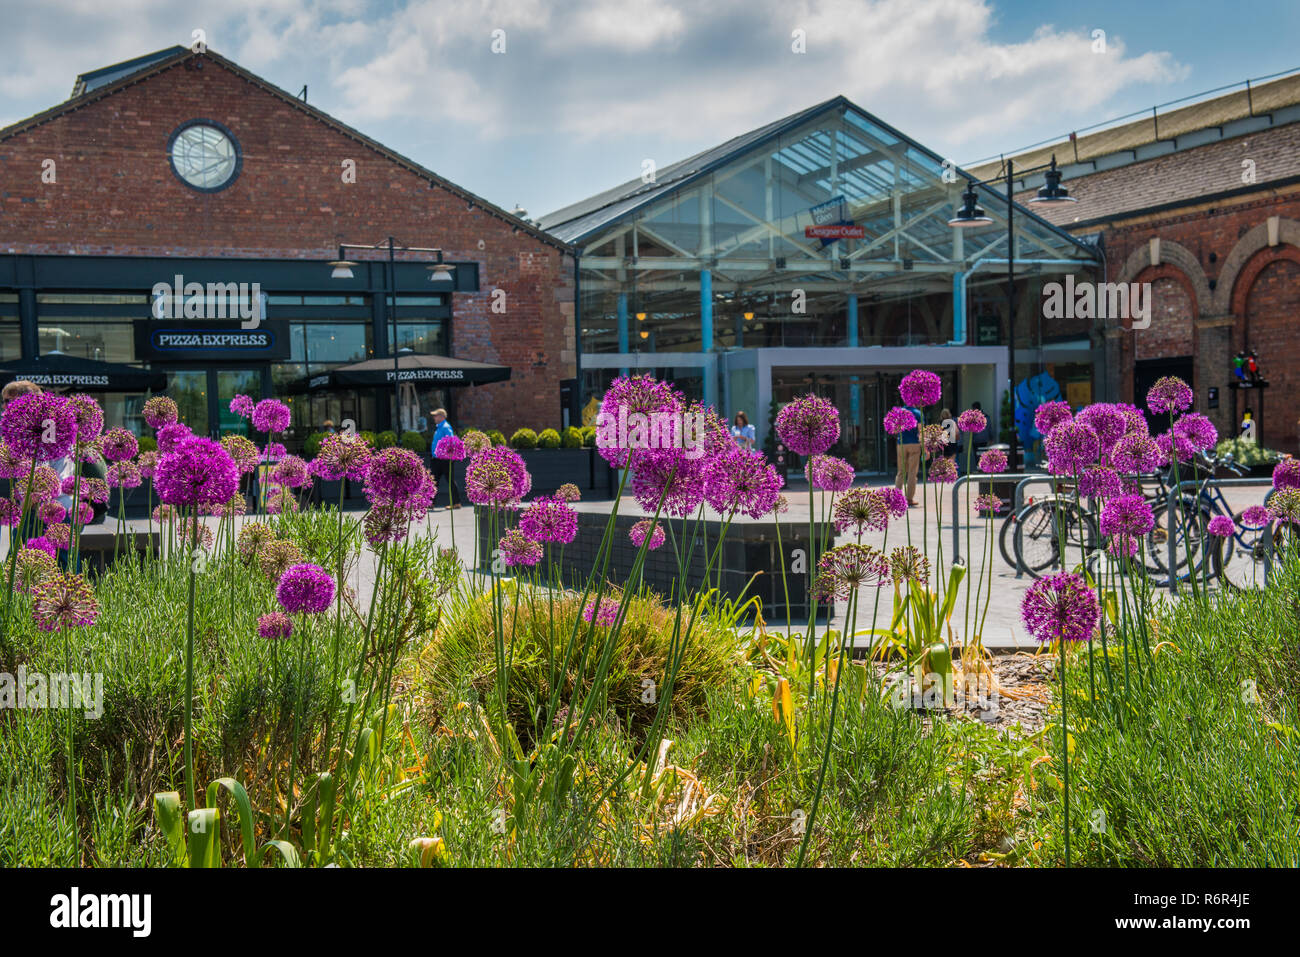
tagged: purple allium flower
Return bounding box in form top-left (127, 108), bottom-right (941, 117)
top-left (142, 396), bottom-right (178, 430)
top-left (37, 501), bottom-right (67, 525)
top-left (921, 424), bottom-right (948, 457)
top-left (1044, 422), bottom-right (1100, 475)
top-left (14, 547), bottom-right (58, 593)
top-left (363, 505), bottom-right (410, 546)
top-left (257, 611), bottom-right (293, 641)
top-left (1241, 504), bottom-right (1272, 528)
top-left (0, 392), bottom-right (76, 462)
top-left (252, 398), bottom-right (291, 434)
top-left (1207, 515), bottom-right (1235, 537)
top-left (264, 487), bottom-right (299, 515)
top-left (44, 522), bottom-right (70, 548)
top-left (630, 447), bottom-right (705, 518)
top-left (364, 447), bottom-right (429, 507)
top-left (0, 441), bottom-right (27, 479)
top-left (833, 487), bottom-right (888, 535)
top-left (556, 483), bottom-right (581, 503)
top-left (219, 434), bottom-right (260, 475)
top-left (1034, 401), bottom-right (1073, 437)
top-left (1020, 572), bottom-right (1099, 644)
top-left (629, 518), bottom-right (665, 550)
top-left (883, 406), bottom-right (919, 436)
top-left (927, 456), bottom-right (957, 484)
top-left (518, 496), bottom-right (579, 544)
top-left (813, 543), bottom-right (891, 600)
top-left (1155, 430), bottom-right (1195, 465)
top-left (1146, 375), bottom-right (1194, 416)
top-left (152, 504), bottom-right (176, 525)
top-left (805, 454), bottom-right (853, 492)
top-left (888, 545), bottom-right (929, 585)
top-left (957, 408), bottom-right (987, 433)
top-left (1272, 458), bottom-right (1300, 491)
top-left (877, 486), bottom-right (909, 519)
top-left (66, 394), bottom-right (104, 446)
top-left (979, 448), bottom-right (1008, 474)
top-left (1268, 488), bottom-right (1300, 526)
top-left (264, 442), bottom-right (287, 460)
top-left (1111, 433), bottom-right (1162, 474)
top-left (31, 572), bottom-right (99, 632)
top-left (1077, 465), bottom-right (1123, 500)
top-left (1098, 493), bottom-right (1155, 538)
top-left (14, 465), bottom-right (61, 505)
top-left (1107, 534), bottom-right (1140, 559)
top-left (314, 432), bottom-right (371, 482)
top-left (71, 501), bottom-right (93, 526)
top-left (462, 430), bottom-right (492, 455)
top-left (775, 394), bottom-right (841, 457)
top-left (898, 369), bottom-right (942, 407)
top-left (499, 527), bottom-right (543, 567)
top-left (100, 427), bottom-right (138, 462)
top-left (1172, 413), bottom-right (1218, 453)
top-left (582, 596), bottom-right (620, 627)
top-left (772, 494), bottom-right (790, 515)
top-left (435, 435), bottom-right (467, 461)
top-left (595, 375), bottom-right (685, 467)
top-left (236, 522), bottom-right (274, 564)
top-left (271, 454), bottom-right (310, 489)
top-left (230, 394), bottom-right (255, 418)
top-left (471, 446), bottom-right (530, 503)
top-left (25, 536), bottom-right (57, 559)
top-left (154, 436), bottom-right (240, 508)
top-left (276, 562), bottom-right (335, 615)
top-left (156, 422), bottom-right (192, 454)
top-left (137, 450), bottom-right (160, 479)
top-left (704, 445), bottom-right (785, 522)
top-left (465, 457), bottom-right (516, 508)
top-left (82, 477), bottom-right (110, 504)
top-left (1074, 403), bottom-right (1129, 451)
top-left (974, 493), bottom-right (1003, 514)
top-left (176, 518), bottom-right (215, 552)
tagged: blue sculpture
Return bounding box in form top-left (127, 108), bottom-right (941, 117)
top-left (1014, 372), bottom-right (1062, 466)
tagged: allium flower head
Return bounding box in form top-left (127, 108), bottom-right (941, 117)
top-left (1268, 488), bottom-right (1300, 526)
top-left (100, 427), bottom-right (139, 462)
top-left (0, 497), bottom-right (20, 528)
top-left (230, 394), bottom-right (255, 418)
top-left (221, 434), bottom-right (260, 475)
top-left (1034, 401), bottom-right (1073, 437)
top-left (260, 540), bottom-right (302, 581)
top-left (1207, 515), bottom-right (1235, 537)
top-left (927, 456), bottom-right (957, 484)
top-left (979, 448), bottom-right (1008, 474)
top-left (435, 435), bottom-right (467, 461)
top-left (974, 493), bottom-right (1003, 514)
top-left (465, 457), bottom-right (515, 508)
top-left (898, 369), bottom-right (942, 407)
top-left (1146, 376), bottom-right (1194, 415)
top-left (883, 406), bottom-right (919, 436)
top-left (1241, 505), bottom-right (1272, 529)
top-left (596, 375), bottom-right (684, 466)
top-left (44, 523), bottom-right (70, 548)
top-left (15, 547), bottom-right (58, 593)
top-left (1172, 413), bottom-right (1217, 453)
top-left (518, 496), bottom-right (579, 544)
top-left (142, 395), bottom-right (178, 429)
top-left (877, 486), bottom-right (909, 519)
top-left (264, 487), bottom-right (299, 515)
top-left (252, 398), bottom-right (291, 434)
top-left (176, 518), bottom-right (215, 552)
top-left (1155, 430), bottom-right (1195, 465)
top-left (1074, 403), bottom-right (1129, 450)
top-left (806, 454), bottom-right (854, 492)
top-left (699, 448), bottom-right (783, 519)
top-left (582, 596), bottom-right (620, 627)
top-left (1273, 458), bottom-right (1300, 492)
top-left (833, 487), bottom-right (888, 536)
top-left (272, 454), bottom-right (310, 489)
top-left (1020, 572), bottom-right (1099, 644)
top-left (38, 502), bottom-right (67, 525)
top-left (1111, 433), bottom-right (1162, 474)
top-left (156, 422), bottom-right (192, 453)
top-left (155, 436), bottom-right (239, 508)
top-left (257, 612), bottom-right (293, 641)
top-left (629, 519), bottom-right (665, 550)
top-left (813, 544), bottom-right (890, 600)
top-left (1098, 493), bottom-right (1155, 538)
top-left (1107, 535), bottom-right (1140, 560)
top-left (631, 447), bottom-right (705, 518)
top-left (0, 392), bottom-right (76, 462)
top-left (31, 572), bottom-right (99, 632)
top-left (66, 394), bottom-right (104, 445)
top-left (15, 465), bottom-right (61, 505)
top-left (1077, 465), bottom-right (1122, 500)
top-left (556, 483), bottom-right (581, 503)
top-left (957, 408), bottom-right (987, 433)
top-left (920, 424), bottom-right (948, 457)
top-left (365, 447), bottom-right (430, 507)
top-left (137, 450), bottom-right (160, 479)
top-left (889, 545), bottom-right (929, 585)
top-left (0, 440), bottom-right (27, 479)
top-left (1044, 421), bottom-right (1100, 475)
top-left (499, 528), bottom-right (543, 567)
top-left (315, 432), bottom-right (372, 482)
top-left (276, 563), bottom-right (335, 615)
top-left (25, 536), bottom-right (57, 559)
top-left (363, 505), bottom-right (410, 547)
top-left (462, 430), bottom-right (492, 455)
top-left (237, 522), bottom-right (275, 564)
top-left (775, 394), bottom-right (841, 456)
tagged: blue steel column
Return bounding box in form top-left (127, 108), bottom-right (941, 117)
top-left (847, 293), bottom-right (860, 436)
top-left (617, 292), bottom-right (630, 377)
top-left (700, 269), bottom-right (715, 408)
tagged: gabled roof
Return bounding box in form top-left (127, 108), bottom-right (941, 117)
top-left (3, 47), bottom-right (570, 254)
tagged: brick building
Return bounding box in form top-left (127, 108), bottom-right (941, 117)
top-left (975, 71), bottom-right (1300, 452)
top-left (0, 46), bottom-right (576, 446)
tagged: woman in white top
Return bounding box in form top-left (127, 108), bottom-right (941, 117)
top-left (730, 411), bottom-right (756, 450)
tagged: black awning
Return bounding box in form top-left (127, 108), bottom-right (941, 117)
top-left (288, 350), bottom-right (511, 394)
top-left (0, 352), bottom-right (168, 393)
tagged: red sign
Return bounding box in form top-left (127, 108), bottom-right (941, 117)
top-left (805, 224), bottom-right (865, 239)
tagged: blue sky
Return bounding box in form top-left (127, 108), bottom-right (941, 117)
top-left (0, 0), bottom-right (1290, 219)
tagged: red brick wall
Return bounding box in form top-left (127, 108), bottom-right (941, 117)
top-left (1135, 273), bottom-right (1194, 362)
top-left (0, 54), bottom-right (575, 435)
top-left (1243, 257), bottom-right (1300, 446)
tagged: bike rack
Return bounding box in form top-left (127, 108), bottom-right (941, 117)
top-left (1165, 477), bottom-right (1276, 594)
top-left (950, 471), bottom-right (1041, 574)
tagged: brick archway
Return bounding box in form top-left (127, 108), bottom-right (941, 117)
top-left (1216, 217), bottom-right (1300, 315)
top-left (1115, 238), bottom-right (1212, 318)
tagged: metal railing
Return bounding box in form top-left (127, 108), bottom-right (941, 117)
top-left (950, 471), bottom-right (1039, 565)
top-left (1165, 477), bottom-right (1277, 595)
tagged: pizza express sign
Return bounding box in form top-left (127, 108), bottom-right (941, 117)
top-left (133, 320), bottom-right (290, 361)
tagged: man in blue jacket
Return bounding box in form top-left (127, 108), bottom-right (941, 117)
top-left (429, 408), bottom-right (463, 510)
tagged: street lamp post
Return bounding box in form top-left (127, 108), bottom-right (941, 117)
top-left (949, 155), bottom-right (1076, 470)
top-left (329, 239), bottom-right (455, 433)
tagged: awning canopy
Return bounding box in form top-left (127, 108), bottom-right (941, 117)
top-left (288, 350), bottom-right (511, 393)
top-left (0, 352), bottom-right (168, 393)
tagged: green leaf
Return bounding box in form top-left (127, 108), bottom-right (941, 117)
top-left (260, 840), bottom-right (303, 867)
top-left (153, 791), bottom-right (188, 868)
top-left (186, 808), bottom-right (222, 869)
top-left (206, 777), bottom-right (258, 869)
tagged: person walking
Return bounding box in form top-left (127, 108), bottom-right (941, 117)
top-left (429, 407), bottom-right (463, 510)
top-left (894, 404), bottom-right (923, 506)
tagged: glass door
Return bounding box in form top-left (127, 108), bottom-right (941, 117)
top-left (167, 371), bottom-right (210, 437)
top-left (213, 368), bottom-right (262, 438)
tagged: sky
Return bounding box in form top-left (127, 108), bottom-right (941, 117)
top-left (0, 0), bottom-right (1291, 220)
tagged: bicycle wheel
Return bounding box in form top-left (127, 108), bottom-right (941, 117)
top-left (998, 510), bottom-right (1018, 569)
top-left (1013, 498), bottom-right (1095, 579)
top-left (1147, 500), bottom-right (1214, 582)
top-left (1214, 521), bottom-right (1283, 591)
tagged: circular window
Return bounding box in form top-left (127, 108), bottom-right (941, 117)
top-left (167, 120), bottom-right (241, 192)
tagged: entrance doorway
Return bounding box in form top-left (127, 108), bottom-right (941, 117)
top-left (167, 367), bottom-right (265, 439)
